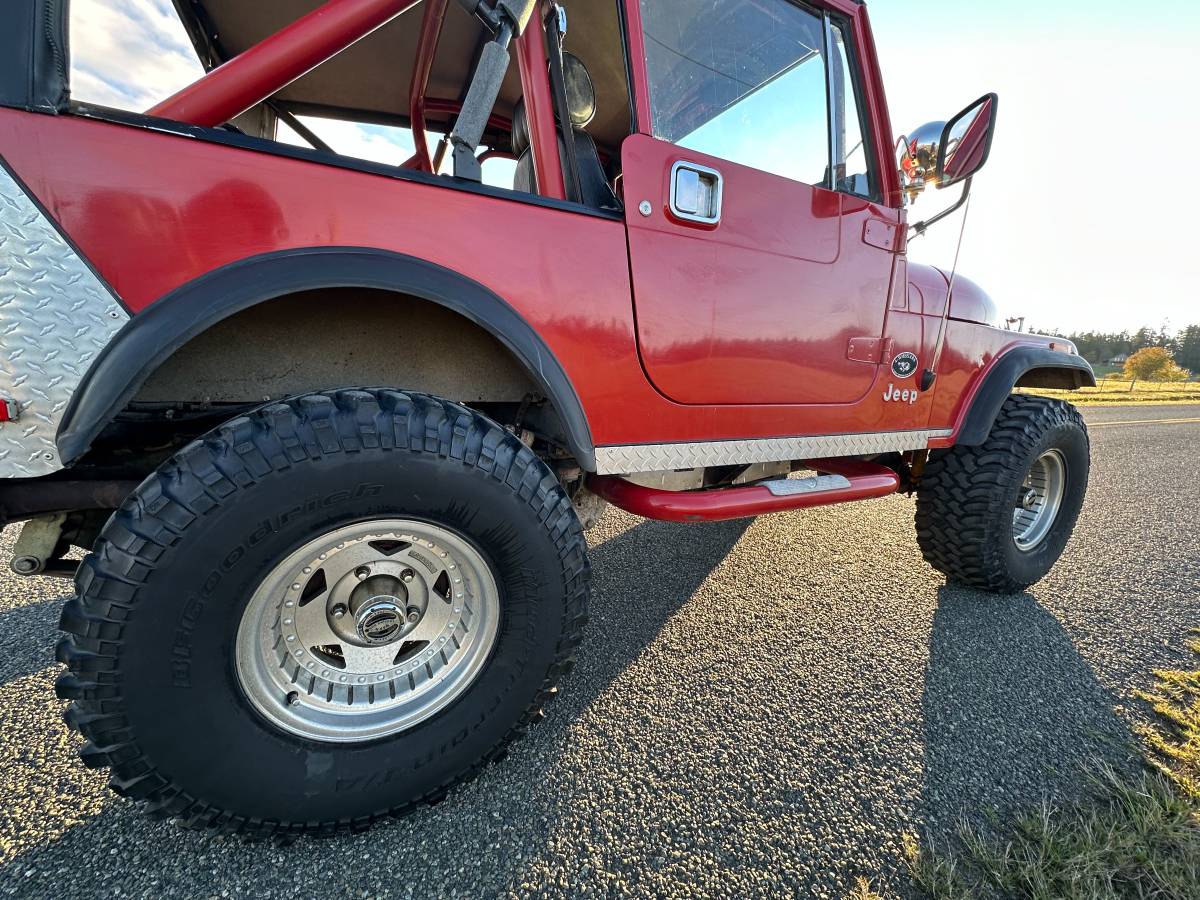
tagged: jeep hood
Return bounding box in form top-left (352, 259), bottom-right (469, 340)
top-left (907, 263), bottom-right (1001, 327)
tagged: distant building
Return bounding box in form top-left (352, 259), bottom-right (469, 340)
top-left (1106, 354), bottom-right (1129, 366)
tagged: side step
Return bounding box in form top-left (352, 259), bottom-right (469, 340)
top-left (586, 459), bottom-right (900, 523)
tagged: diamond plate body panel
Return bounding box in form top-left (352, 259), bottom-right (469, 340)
top-left (0, 164), bottom-right (128, 477)
top-left (594, 429), bottom-right (953, 475)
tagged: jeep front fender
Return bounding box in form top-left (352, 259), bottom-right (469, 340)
top-left (954, 347), bottom-right (1096, 446)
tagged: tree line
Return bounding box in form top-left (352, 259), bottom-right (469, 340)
top-left (1030, 324), bottom-right (1200, 373)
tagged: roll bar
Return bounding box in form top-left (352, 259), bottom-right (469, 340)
top-left (149, 0), bottom-right (424, 128)
top-left (149, 0), bottom-right (561, 196)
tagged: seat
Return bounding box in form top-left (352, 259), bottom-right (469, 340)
top-left (511, 54), bottom-right (621, 211)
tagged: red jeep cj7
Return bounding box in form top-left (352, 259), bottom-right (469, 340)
top-left (0, 0), bottom-right (1093, 834)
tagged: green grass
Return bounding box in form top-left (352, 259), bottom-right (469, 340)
top-left (904, 631), bottom-right (1200, 899)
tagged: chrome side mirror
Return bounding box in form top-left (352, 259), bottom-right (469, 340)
top-left (937, 93), bottom-right (998, 188)
top-left (898, 92), bottom-right (998, 204)
top-left (898, 121), bottom-right (946, 203)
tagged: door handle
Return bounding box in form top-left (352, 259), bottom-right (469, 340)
top-left (669, 161), bottom-right (723, 226)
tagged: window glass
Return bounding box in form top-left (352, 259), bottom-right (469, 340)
top-left (830, 21), bottom-right (873, 197)
top-left (639, 0), bottom-right (830, 186)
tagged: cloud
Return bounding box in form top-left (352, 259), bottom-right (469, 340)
top-left (70, 0), bottom-right (204, 109)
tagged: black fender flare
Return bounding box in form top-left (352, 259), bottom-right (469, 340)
top-left (956, 347), bottom-right (1096, 445)
top-left (57, 247), bottom-right (596, 470)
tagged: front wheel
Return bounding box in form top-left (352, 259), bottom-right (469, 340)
top-left (915, 394), bottom-right (1090, 593)
top-left (56, 390), bottom-right (589, 835)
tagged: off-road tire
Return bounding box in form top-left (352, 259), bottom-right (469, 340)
top-left (915, 394), bottom-right (1089, 593)
top-left (56, 389), bottom-right (589, 837)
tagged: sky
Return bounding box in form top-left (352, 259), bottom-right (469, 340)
top-left (68, 0), bottom-right (1199, 334)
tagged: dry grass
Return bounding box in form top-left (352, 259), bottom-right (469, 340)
top-left (904, 632), bottom-right (1200, 899)
top-left (845, 875), bottom-right (885, 900)
top-left (1136, 631), bottom-right (1200, 801)
top-left (1018, 379), bottom-right (1200, 407)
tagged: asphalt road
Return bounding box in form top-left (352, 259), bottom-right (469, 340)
top-left (1, 406), bottom-right (1197, 898)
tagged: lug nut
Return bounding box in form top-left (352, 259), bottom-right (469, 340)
top-left (407, 608), bottom-right (421, 623)
top-left (401, 569), bottom-right (415, 583)
top-left (331, 604), bottom-right (348, 619)
top-left (355, 566), bottom-right (371, 580)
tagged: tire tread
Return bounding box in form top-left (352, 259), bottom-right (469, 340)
top-left (915, 393), bottom-right (1087, 593)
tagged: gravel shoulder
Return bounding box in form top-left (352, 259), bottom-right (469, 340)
top-left (0, 414), bottom-right (1196, 898)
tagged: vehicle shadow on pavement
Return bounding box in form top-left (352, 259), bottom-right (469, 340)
top-left (0, 516), bottom-right (753, 898)
top-left (918, 584), bottom-right (1140, 844)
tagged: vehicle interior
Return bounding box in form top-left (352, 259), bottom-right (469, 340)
top-left (168, 0), bottom-right (634, 209)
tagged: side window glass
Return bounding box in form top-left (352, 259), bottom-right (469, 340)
top-left (829, 21), bottom-right (873, 198)
top-left (638, 0), bottom-right (830, 187)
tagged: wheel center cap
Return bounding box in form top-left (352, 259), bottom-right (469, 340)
top-left (1022, 488), bottom-right (1039, 510)
top-left (355, 597), bottom-right (406, 645)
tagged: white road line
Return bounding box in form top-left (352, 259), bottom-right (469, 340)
top-left (1089, 416), bottom-right (1200, 428)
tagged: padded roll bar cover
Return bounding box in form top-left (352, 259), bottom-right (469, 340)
top-left (451, 40), bottom-right (511, 150)
top-left (497, 0), bottom-right (538, 34)
top-left (455, 0), bottom-right (535, 34)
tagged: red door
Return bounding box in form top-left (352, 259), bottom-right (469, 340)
top-left (621, 0), bottom-right (897, 407)
top-left (622, 135), bottom-right (897, 406)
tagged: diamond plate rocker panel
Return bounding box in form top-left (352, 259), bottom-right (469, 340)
top-left (594, 429), bottom-right (952, 475)
top-left (0, 163), bottom-right (128, 477)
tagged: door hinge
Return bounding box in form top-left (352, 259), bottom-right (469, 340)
top-left (847, 337), bottom-right (894, 364)
top-left (863, 219), bottom-right (905, 253)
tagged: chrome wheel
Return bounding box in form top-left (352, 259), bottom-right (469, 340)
top-left (235, 519), bottom-right (500, 743)
top-left (1012, 449), bottom-right (1067, 551)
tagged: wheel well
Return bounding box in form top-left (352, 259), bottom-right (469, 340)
top-left (956, 350), bottom-right (1096, 446)
top-left (134, 288), bottom-right (540, 405)
top-left (98, 287), bottom-right (578, 466)
top-left (1014, 366), bottom-right (1093, 391)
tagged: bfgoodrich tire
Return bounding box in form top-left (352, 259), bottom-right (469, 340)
top-left (915, 394), bottom-right (1089, 593)
top-left (56, 390), bottom-right (589, 836)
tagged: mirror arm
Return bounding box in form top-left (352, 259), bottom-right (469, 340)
top-left (908, 177), bottom-right (972, 240)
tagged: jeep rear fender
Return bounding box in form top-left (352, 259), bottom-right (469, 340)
top-left (953, 346), bottom-right (1096, 446)
top-left (57, 247), bottom-right (596, 469)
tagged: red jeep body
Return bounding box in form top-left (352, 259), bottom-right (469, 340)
top-left (0, 0), bottom-right (1095, 835)
top-left (0, 0), bottom-right (1090, 501)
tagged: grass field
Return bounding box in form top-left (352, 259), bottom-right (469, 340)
top-left (1020, 377), bottom-right (1200, 406)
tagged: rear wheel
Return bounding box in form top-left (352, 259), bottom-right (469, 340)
top-left (915, 394), bottom-right (1089, 593)
top-left (56, 390), bottom-right (589, 835)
